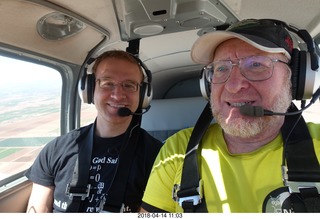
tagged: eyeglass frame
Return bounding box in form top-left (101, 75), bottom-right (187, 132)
top-left (95, 77), bottom-right (142, 93)
top-left (203, 55), bottom-right (289, 84)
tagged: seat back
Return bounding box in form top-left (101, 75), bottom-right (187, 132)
top-left (141, 96), bottom-right (209, 142)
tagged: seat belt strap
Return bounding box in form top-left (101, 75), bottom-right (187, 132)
top-left (300, 187), bottom-right (320, 211)
top-left (281, 103), bottom-right (320, 212)
top-left (282, 104), bottom-right (320, 182)
top-left (173, 102), bottom-right (212, 212)
top-left (65, 124), bottom-right (94, 212)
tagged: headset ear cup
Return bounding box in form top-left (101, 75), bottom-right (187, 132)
top-left (296, 51), bottom-right (307, 100)
top-left (79, 74), bottom-right (95, 104)
top-left (78, 74), bottom-right (93, 104)
top-left (78, 74), bottom-right (88, 104)
top-left (128, 54), bottom-right (153, 110)
top-left (86, 74), bottom-right (95, 104)
top-left (199, 68), bottom-right (211, 100)
top-left (139, 82), bottom-right (152, 109)
top-left (290, 49), bottom-right (308, 100)
top-left (290, 49), bottom-right (301, 100)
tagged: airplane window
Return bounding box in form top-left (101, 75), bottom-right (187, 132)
top-left (0, 55), bottom-right (61, 182)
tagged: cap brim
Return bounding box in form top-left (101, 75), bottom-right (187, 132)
top-left (191, 31), bottom-right (291, 64)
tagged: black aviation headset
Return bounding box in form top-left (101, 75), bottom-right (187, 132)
top-left (199, 19), bottom-right (320, 102)
top-left (78, 52), bottom-right (153, 111)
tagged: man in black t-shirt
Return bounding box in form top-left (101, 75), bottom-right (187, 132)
top-left (25, 50), bottom-right (162, 213)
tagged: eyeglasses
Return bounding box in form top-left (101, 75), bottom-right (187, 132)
top-left (203, 55), bottom-right (288, 84)
top-left (96, 78), bottom-right (141, 92)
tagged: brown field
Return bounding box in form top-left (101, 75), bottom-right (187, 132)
top-left (0, 104), bottom-right (96, 181)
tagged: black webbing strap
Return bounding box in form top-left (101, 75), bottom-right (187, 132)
top-left (299, 187), bottom-right (320, 212)
top-left (176, 102), bottom-right (212, 212)
top-left (281, 103), bottom-right (320, 212)
top-left (102, 115), bottom-right (141, 212)
top-left (281, 104), bottom-right (320, 181)
top-left (66, 125), bottom-right (94, 212)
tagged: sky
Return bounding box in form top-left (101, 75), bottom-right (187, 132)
top-left (0, 55), bottom-right (61, 88)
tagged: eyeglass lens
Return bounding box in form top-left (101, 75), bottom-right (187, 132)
top-left (205, 56), bottom-right (275, 84)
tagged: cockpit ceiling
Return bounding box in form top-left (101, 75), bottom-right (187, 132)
top-left (0, 0), bottom-right (320, 66)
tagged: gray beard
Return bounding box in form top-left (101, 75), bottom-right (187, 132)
top-left (211, 81), bottom-right (292, 138)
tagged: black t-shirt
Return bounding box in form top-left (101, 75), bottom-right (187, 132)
top-left (82, 134), bottom-right (123, 212)
top-left (25, 122), bottom-right (162, 212)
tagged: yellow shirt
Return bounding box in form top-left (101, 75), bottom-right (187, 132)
top-left (142, 123), bottom-right (320, 212)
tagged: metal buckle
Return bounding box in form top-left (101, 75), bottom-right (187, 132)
top-left (178, 195), bottom-right (202, 206)
top-left (65, 184), bottom-right (91, 200)
top-left (285, 181), bottom-right (320, 194)
top-left (172, 179), bottom-right (203, 206)
top-left (282, 165), bottom-right (320, 193)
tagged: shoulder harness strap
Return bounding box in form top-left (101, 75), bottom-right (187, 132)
top-left (65, 124), bottom-right (94, 212)
top-left (172, 102), bottom-right (212, 212)
top-left (281, 103), bottom-right (320, 212)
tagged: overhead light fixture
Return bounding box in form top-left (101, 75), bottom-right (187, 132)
top-left (37, 12), bottom-right (86, 40)
top-left (133, 24), bottom-right (164, 36)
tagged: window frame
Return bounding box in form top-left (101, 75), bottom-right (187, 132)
top-left (0, 48), bottom-right (81, 186)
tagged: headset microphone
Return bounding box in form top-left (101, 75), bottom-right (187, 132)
top-left (117, 105), bottom-right (151, 117)
top-left (240, 87), bottom-right (320, 117)
top-left (239, 105), bottom-right (303, 117)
